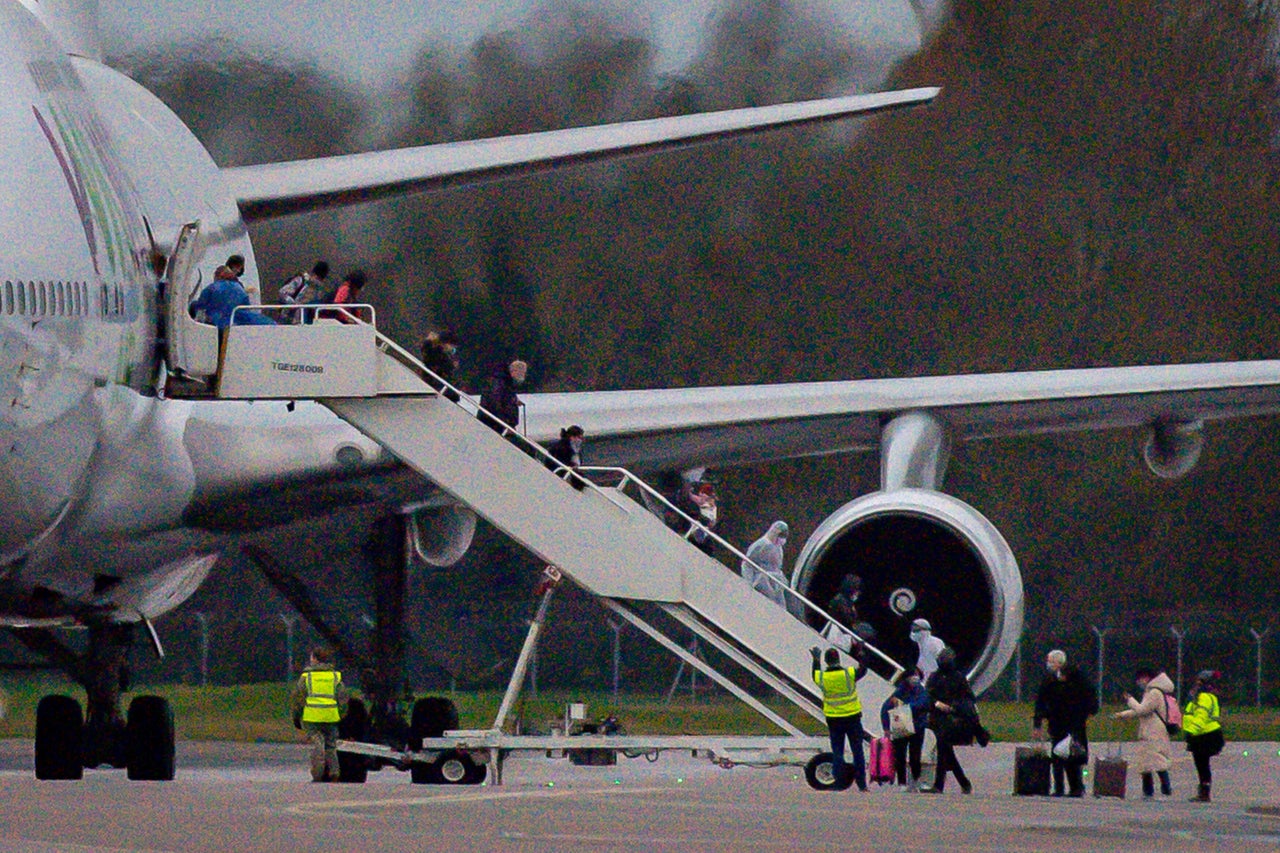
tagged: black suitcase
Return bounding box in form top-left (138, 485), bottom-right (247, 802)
top-left (1014, 746), bottom-right (1051, 796)
top-left (1092, 751), bottom-right (1128, 799)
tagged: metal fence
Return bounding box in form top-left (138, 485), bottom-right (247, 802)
top-left (9, 606), bottom-right (1277, 708)
top-left (983, 617), bottom-right (1277, 708)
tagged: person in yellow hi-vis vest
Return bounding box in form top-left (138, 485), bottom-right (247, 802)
top-left (811, 645), bottom-right (867, 791)
top-left (290, 647), bottom-right (351, 782)
top-left (1183, 669), bottom-right (1224, 803)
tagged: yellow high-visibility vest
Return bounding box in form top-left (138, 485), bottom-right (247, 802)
top-left (814, 666), bottom-right (862, 718)
top-left (301, 669), bottom-right (342, 724)
top-left (1182, 691), bottom-right (1221, 737)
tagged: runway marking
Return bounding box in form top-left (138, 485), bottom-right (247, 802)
top-left (0, 839), bottom-right (178, 853)
top-left (495, 831), bottom-right (811, 848)
top-left (284, 783), bottom-right (676, 815)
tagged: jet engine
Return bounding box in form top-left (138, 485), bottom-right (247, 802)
top-left (1142, 420), bottom-right (1203, 480)
top-left (792, 488), bottom-right (1023, 695)
top-left (407, 501), bottom-right (477, 568)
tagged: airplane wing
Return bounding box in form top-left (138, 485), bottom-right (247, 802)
top-left (518, 360), bottom-right (1280, 470)
top-left (222, 87), bottom-right (939, 221)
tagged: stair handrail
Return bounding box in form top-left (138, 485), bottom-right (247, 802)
top-left (579, 465), bottom-right (904, 679)
top-left (368, 328), bottom-right (632, 513)
top-left (368, 326), bottom-right (902, 678)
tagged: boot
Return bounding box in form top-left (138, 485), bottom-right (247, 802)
top-left (1190, 783), bottom-right (1210, 803)
top-left (1158, 771), bottom-right (1172, 797)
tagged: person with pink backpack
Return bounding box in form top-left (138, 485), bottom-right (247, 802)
top-left (1114, 666), bottom-right (1175, 799)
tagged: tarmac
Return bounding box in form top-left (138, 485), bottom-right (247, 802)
top-left (0, 739), bottom-right (1278, 852)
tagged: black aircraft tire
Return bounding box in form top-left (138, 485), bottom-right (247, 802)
top-left (126, 695), bottom-right (176, 781)
top-left (35, 695), bottom-right (83, 781)
top-left (804, 752), bottom-right (853, 791)
top-left (432, 750), bottom-right (480, 785)
top-left (410, 697), bottom-right (459, 746)
top-left (337, 699), bottom-right (369, 784)
top-left (410, 761), bottom-right (440, 785)
top-left (410, 697), bottom-right (459, 785)
top-left (462, 759), bottom-right (487, 785)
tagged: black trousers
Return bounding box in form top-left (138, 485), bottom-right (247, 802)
top-left (1050, 754), bottom-right (1086, 796)
top-left (934, 738), bottom-right (969, 791)
top-left (892, 731), bottom-right (924, 784)
top-left (1187, 730), bottom-right (1223, 785)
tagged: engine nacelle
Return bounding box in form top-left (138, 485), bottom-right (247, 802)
top-left (407, 501), bottom-right (477, 568)
top-left (792, 489), bottom-right (1023, 695)
top-left (1142, 420), bottom-right (1203, 480)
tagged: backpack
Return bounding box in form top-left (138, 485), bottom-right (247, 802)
top-left (1156, 689), bottom-right (1182, 736)
top-left (278, 273), bottom-right (313, 303)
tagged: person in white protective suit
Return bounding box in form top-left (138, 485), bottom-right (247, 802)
top-left (741, 521), bottom-right (790, 608)
top-left (910, 618), bottom-right (947, 680)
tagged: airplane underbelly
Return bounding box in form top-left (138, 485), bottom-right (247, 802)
top-left (0, 385), bottom-right (97, 555)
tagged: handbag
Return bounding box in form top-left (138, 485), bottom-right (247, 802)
top-left (1052, 735), bottom-right (1086, 761)
top-left (887, 704), bottom-right (915, 738)
top-left (820, 621), bottom-right (854, 653)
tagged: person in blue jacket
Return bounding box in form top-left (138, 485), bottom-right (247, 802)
top-left (881, 669), bottom-right (930, 790)
top-left (189, 254), bottom-right (274, 328)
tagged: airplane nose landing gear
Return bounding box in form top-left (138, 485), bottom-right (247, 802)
top-left (21, 623), bottom-right (175, 780)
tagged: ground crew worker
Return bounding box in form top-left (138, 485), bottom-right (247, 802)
top-left (290, 646), bottom-right (350, 782)
top-left (1183, 669), bottom-right (1224, 802)
top-left (811, 644), bottom-right (868, 791)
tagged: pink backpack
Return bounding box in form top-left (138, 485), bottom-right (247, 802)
top-left (1158, 690), bottom-right (1183, 736)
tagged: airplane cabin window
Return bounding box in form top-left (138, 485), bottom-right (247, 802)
top-left (37, 281), bottom-right (46, 317)
top-left (2, 280), bottom-right (11, 316)
top-left (17, 281), bottom-right (26, 316)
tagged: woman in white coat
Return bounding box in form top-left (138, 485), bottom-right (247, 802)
top-left (1114, 666), bottom-right (1175, 798)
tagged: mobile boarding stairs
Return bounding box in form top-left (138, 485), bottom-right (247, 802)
top-left (165, 232), bottom-right (906, 784)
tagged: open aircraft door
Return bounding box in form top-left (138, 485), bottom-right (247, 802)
top-left (165, 221), bottom-right (219, 378)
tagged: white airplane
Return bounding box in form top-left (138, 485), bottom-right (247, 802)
top-left (5, 0), bottom-right (1280, 782)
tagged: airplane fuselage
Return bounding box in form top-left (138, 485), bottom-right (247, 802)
top-left (0, 1), bottom-right (384, 622)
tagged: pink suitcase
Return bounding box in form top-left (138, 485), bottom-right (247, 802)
top-left (869, 734), bottom-right (895, 784)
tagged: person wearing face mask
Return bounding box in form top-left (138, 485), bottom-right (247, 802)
top-left (1032, 649), bottom-right (1098, 797)
top-left (822, 574), bottom-right (863, 653)
top-left (1113, 665), bottom-right (1175, 799)
top-left (479, 358), bottom-right (528, 436)
top-left (828, 574), bottom-right (862, 631)
top-left (675, 479), bottom-right (719, 556)
top-left (546, 425), bottom-right (587, 490)
top-left (881, 668), bottom-right (930, 791)
top-left (909, 619), bottom-right (947, 681)
top-left (741, 521), bottom-right (790, 608)
top-left (421, 328), bottom-right (462, 403)
top-left (920, 647), bottom-right (976, 795)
